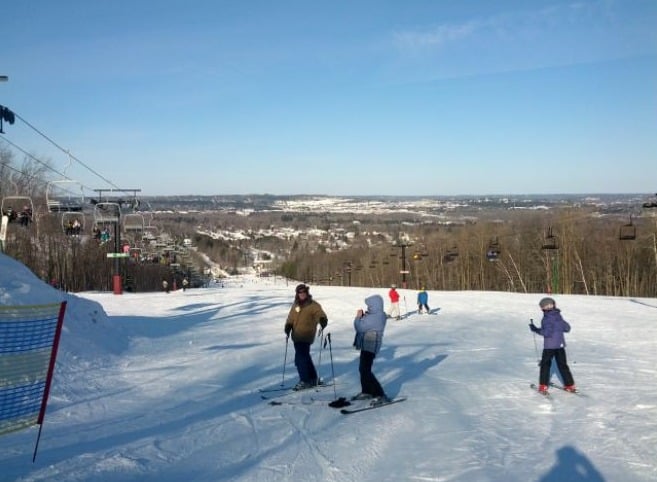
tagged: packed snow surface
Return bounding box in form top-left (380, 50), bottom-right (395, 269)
top-left (1, 253), bottom-right (656, 481)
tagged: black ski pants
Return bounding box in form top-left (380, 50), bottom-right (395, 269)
top-left (539, 348), bottom-right (575, 386)
top-left (359, 350), bottom-right (385, 397)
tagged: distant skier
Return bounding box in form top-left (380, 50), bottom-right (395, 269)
top-left (417, 287), bottom-right (430, 314)
top-left (529, 297), bottom-right (577, 394)
top-left (388, 284), bottom-right (401, 320)
top-left (284, 284), bottom-right (328, 390)
top-left (162, 279), bottom-right (170, 293)
top-left (352, 294), bottom-right (390, 406)
top-left (182, 277), bottom-right (189, 291)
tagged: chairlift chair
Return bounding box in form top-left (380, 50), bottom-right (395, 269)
top-left (642, 193), bottom-right (657, 209)
top-left (46, 180), bottom-right (85, 213)
top-left (123, 213), bottom-right (145, 233)
top-left (93, 202), bottom-right (121, 224)
top-left (443, 246), bottom-right (459, 263)
top-left (619, 216), bottom-right (636, 241)
top-left (1, 195), bottom-right (34, 226)
top-left (62, 211), bottom-right (85, 235)
top-left (542, 227), bottom-right (559, 250)
top-left (486, 238), bottom-right (501, 261)
top-left (142, 225), bottom-right (159, 242)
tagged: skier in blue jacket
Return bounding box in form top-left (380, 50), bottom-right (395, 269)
top-left (352, 294), bottom-right (390, 405)
top-left (529, 297), bottom-right (576, 394)
top-left (417, 288), bottom-right (430, 314)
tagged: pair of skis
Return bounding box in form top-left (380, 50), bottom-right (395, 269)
top-left (339, 397), bottom-right (407, 414)
top-left (259, 384), bottom-right (407, 414)
top-left (530, 382), bottom-right (582, 397)
top-left (259, 382), bottom-right (332, 400)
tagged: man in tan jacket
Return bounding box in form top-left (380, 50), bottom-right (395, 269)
top-left (284, 284), bottom-right (328, 390)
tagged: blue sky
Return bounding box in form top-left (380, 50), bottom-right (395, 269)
top-left (1, 0), bottom-right (656, 196)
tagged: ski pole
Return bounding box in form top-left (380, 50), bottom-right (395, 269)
top-left (403, 296), bottom-right (408, 319)
top-left (281, 334), bottom-right (289, 386)
top-left (325, 333), bottom-right (350, 408)
top-left (316, 328), bottom-right (324, 385)
top-left (531, 318), bottom-right (540, 366)
top-left (324, 333), bottom-right (338, 401)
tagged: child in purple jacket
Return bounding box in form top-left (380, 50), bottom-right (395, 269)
top-left (529, 297), bottom-right (576, 394)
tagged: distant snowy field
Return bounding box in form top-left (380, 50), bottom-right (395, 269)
top-left (1, 253), bottom-right (656, 482)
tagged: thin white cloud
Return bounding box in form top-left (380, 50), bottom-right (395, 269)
top-left (386, 0), bottom-right (656, 83)
top-left (391, 1), bottom-right (622, 54)
top-left (393, 21), bottom-right (478, 50)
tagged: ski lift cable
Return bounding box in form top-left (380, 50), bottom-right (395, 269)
top-left (1, 136), bottom-right (73, 182)
top-left (0, 161), bottom-right (51, 192)
top-left (10, 111), bottom-right (134, 196)
top-left (1, 138), bottom-right (96, 202)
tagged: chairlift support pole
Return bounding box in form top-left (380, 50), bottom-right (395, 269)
top-left (551, 255), bottom-right (559, 295)
top-left (394, 241), bottom-right (412, 289)
top-left (93, 188), bottom-right (142, 295)
top-left (343, 262), bottom-right (352, 287)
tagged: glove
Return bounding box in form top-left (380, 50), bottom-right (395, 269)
top-left (285, 325), bottom-right (292, 336)
top-left (319, 316), bottom-right (328, 329)
top-left (529, 323), bottom-right (539, 333)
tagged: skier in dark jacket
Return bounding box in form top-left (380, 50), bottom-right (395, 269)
top-left (352, 294), bottom-right (390, 405)
top-left (284, 284), bottom-right (328, 390)
top-left (529, 297), bottom-right (576, 394)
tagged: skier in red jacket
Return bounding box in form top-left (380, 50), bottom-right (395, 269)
top-left (388, 284), bottom-right (401, 320)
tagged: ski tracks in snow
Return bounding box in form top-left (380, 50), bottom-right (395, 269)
top-left (250, 404), bottom-right (341, 481)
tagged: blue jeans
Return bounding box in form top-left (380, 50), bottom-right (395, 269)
top-left (293, 341), bottom-right (318, 383)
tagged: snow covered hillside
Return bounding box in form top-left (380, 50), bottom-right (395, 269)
top-left (1, 253), bottom-right (656, 481)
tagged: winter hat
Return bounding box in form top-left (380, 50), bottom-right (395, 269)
top-left (539, 297), bottom-right (556, 310)
top-left (391, 284), bottom-right (397, 289)
top-left (295, 283), bottom-right (309, 294)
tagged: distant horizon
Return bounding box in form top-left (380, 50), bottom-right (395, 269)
top-left (137, 191), bottom-right (654, 198)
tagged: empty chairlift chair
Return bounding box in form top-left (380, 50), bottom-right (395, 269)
top-left (46, 180), bottom-right (85, 213)
top-left (542, 227), bottom-right (559, 251)
top-left (443, 246), bottom-right (459, 263)
top-left (123, 213), bottom-right (145, 234)
top-left (619, 216), bottom-right (636, 241)
top-left (93, 202), bottom-right (121, 224)
top-left (642, 193), bottom-right (657, 209)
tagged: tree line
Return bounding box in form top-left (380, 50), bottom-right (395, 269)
top-left (2, 149), bottom-right (655, 297)
top-left (276, 211), bottom-right (657, 298)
